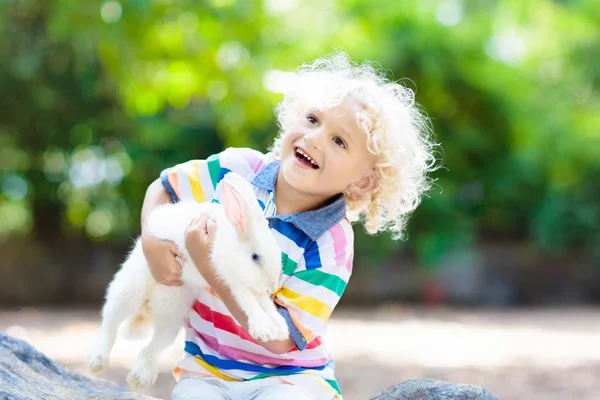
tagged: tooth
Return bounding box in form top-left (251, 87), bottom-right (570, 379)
top-left (295, 148), bottom-right (318, 166)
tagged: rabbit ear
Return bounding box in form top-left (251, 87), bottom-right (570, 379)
top-left (221, 172), bottom-right (264, 220)
top-left (221, 179), bottom-right (248, 235)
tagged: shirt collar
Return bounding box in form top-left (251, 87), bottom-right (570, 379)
top-left (251, 159), bottom-right (347, 241)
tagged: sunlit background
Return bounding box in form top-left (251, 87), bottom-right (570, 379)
top-left (1, 0), bottom-right (599, 399)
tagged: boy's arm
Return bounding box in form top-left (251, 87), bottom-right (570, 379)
top-left (149, 147), bottom-right (265, 286)
top-left (206, 271), bottom-right (295, 353)
top-left (185, 216), bottom-right (296, 354)
top-left (141, 178), bottom-right (172, 228)
top-left (140, 178), bottom-right (185, 286)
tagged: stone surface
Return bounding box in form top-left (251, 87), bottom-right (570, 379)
top-left (0, 332), bottom-right (157, 400)
top-left (369, 379), bottom-right (500, 400)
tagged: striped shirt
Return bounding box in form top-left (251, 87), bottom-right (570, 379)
top-left (160, 147), bottom-right (354, 400)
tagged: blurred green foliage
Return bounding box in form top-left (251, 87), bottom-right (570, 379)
top-left (0, 0), bottom-right (599, 269)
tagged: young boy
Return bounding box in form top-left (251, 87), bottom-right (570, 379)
top-left (140, 52), bottom-right (437, 400)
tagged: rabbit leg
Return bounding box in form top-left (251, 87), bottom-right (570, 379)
top-left (126, 320), bottom-right (181, 389)
top-left (86, 274), bottom-right (146, 373)
top-left (127, 290), bottom-right (186, 388)
top-left (229, 284), bottom-right (281, 342)
top-left (256, 293), bottom-right (289, 340)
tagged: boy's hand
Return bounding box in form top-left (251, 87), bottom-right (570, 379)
top-left (185, 215), bottom-right (217, 279)
top-left (141, 233), bottom-right (184, 286)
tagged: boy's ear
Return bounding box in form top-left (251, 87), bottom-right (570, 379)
top-left (347, 170), bottom-right (380, 197)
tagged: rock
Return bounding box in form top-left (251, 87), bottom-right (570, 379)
top-left (369, 379), bottom-right (500, 400)
top-left (0, 332), bottom-right (158, 400)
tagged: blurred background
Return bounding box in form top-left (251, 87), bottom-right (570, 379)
top-left (1, 0), bottom-right (599, 399)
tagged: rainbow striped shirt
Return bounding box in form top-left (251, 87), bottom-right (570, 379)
top-left (160, 147), bottom-right (354, 400)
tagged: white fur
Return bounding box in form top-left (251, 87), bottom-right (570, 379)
top-left (85, 172), bottom-right (289, 388)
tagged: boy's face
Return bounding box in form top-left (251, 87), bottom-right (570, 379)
top-left (278, 97), bottom-right (378, 202)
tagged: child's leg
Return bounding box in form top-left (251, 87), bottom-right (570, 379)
top-left (172, 375), bottom-right (228, 400)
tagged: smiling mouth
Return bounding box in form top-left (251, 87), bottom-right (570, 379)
top-left (294, 147), bottom-right (320, 169)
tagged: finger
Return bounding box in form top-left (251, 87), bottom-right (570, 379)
top-left (187, 216), bottom-right (204, 231)
top-left (166, 272), bottom-right (183, 281)
top-left (162, 278), bottom-right (183, 286)
top-left (158, 276), bottom-right (178, 286)
top-left (169, 245), bottom-right (184, 258)
top-left (186, 217), bottom-right (197, 229)
top-left (197, 215), bottom-right (210, 233)
top-left (206, 218), bottom-right (216, 229)
top-left (191, 215), bottom-right (210, 234)
top-left (164, 270), bottom-right (182, 282)
top-left (196, 215), bottom-right (208, 227)
top-left (206, 219), bottom-right (217, 239)
top-left (168, 260), bottom-right (182, 271)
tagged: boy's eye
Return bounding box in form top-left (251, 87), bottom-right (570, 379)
top-left (333, 137), bottom-right (346, 148)
top-left (307, 115), bottom-right (318, 125)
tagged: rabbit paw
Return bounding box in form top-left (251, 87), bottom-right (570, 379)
top-left (85, 348), bottom-right (109, 373)
top-left (126, 363), bottom-right (158, 389)
top-left (248, 314), bottom-right (282, 342)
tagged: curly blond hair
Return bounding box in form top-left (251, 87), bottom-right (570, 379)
top-left (269, 52), bottom-right (440, 240)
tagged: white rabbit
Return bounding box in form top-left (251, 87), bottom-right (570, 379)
top-left (85, 171), bottom-right (289, 388)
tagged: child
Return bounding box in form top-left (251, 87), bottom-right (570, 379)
top-left (139, 52), bottom-right (438, 400)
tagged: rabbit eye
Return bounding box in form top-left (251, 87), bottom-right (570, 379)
top-left (251, 253), bottom-right (261, 263)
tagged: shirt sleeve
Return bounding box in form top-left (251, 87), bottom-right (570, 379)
top-left (274, 220), bottom-right (354, 351)
top-left (160, 147), bottom-right (267, 203)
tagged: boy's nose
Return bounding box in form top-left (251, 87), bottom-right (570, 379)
top-left (303, 131), bottom-right (323, 150)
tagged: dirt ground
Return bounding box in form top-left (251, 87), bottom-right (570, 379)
top-left (2, 305), bottom-right (599, 400)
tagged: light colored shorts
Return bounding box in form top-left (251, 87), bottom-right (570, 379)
top-left (172, 374), bottom-right (318, 400)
